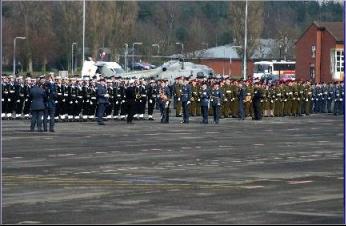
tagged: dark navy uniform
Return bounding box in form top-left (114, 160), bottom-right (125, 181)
top-left (112, 82), bottom-right (121, 119)
top-left (75, 84), bottom-right (83, 120)
top-left (327, 83), bottom-right (334, 113)
top-left (89, 84), bottom-right (98, 119)
top-left (43, 82), bottom-right (57, 132)
top-left (238, 86), bottom-right (245, 120)
top-left (105, 84), bottom-right (114, 118)
top-left (210, 86), bottom-right (223, 124)
top-left (159, 83), bottom-right (171, 123)
top-left (61, 83), bottom-right (69, 120)
top-left (252, 86), bottom-right (262, 120)
top-left (30, 84), bottom-right (46, 131)
top-left (119, 83), bottom-right (127, 120)
top-left (15, 81), bottom-right (25, 118)
top-left (2, 81), bottom-right (8, 118)
top-left (81, 83), bottom-right (89, 120)
top-left (96, 83), bottom-right (109, 125)
top-left (334, 83), bottom-right (343, 115)
top-left (147, 82), bottom-right (158, 120)
top-left (125, 83), bottom-right (136, 123)
top-left (321, 84), bottom-right (328, 113)
top-left (23, 82), bottom-right (31, 118)
top-left (67, 84), bottom-right (76, 120)
top-left (200, 86), bottom-right (210, 124)
top-left (7, 82), bottom-right (16, 118)
top-left (55, 83), bottom-right (64, 120)
top-left (138, 83), bottom-right (147, 119)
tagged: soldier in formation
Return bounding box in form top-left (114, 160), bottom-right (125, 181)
top-left (2, 74), bottom-right (343, 124)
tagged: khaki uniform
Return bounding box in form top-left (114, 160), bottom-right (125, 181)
top-left (292, 85), bottom-right (299, 116)
top-left (244, 85), bottom-right (253, 117)
top-left (298, 83), bottom-right (305, 115)
top-left (283, 85), bottom-right (293, 116)
top-left (274, 87), bottom-right (283, 117)
top-left (222, 84), bottom-right (232, 118)
top-left (190, 85), bottom-right (199, 116)
top-left (304, 84), bottom-right (312, 115)
top-left (268, 87), bottom-right (275, 116)
top-left (262, 88), bottom-right (269, 116)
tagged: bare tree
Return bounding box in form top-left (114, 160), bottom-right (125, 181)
top-left (86, 1), bottom-right (138, 59)
top-left (53, 1), bottom-right (82, 71)
top-left (229, 1), bottom-right (264, 60)
top-left (4, 1), bottom-right (58, 73)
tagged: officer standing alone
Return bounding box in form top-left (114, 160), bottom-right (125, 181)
top-left (30, 78), bottom-right (46, 132)
top-left (96, 78), bottom-right (109, 125)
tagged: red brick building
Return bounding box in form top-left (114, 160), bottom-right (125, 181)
top-left (295, 21), bottom-right (344, 83)
top-left (182, 40), bottom-right (278, 79)
top-left (197, 58), bottom-right (254, 79)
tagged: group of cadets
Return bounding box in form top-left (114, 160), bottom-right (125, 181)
top-left (1, 74), bottom-right (344, 124)
top-left (172, 76), bottom-right (344, 122)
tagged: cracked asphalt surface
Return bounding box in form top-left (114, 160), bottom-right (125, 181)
top-left (2, 113), bottom-right (344, 224)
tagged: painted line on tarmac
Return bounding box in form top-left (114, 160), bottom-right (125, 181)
top-left (18, 221), bottom-right (42, 224)
top-left (287, 180), bottom-right (313, 185)
top-left (268, 210), bottom-right (341, 217)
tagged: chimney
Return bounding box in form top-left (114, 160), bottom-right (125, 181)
top-left (315, 26), bottom-right (324, 83)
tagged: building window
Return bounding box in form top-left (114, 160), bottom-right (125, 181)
top-left (331, 49), bottom-right (344, 80)
top-left (335, 50), bottom-right (344, 72)
top-left (311, 45), bottom-right (316, 58)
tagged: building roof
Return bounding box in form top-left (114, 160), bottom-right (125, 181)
top-left (195, 44), bottom-right (240, 59)
top-left (314, 21), bottom-right (343, 42)
top-left (296, 21), bottom-right (343, 44)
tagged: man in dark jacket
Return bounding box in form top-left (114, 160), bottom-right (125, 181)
top-left (43, 75), bottom-right (57, 132)
top-left (200, 83), bottom-right (210, 124)
top-left (180, 77), bottom-right (192, 124)
top-left (238, 81), bottom-right (245, 120)
top-left (252, 82), bottom-right (263, 120)
top-left (125, 79), bottom-right (136, 124)
top-left (30, 78), bottom-right (46, 132)
top-left (96, 78), bottom-right (109, 125)
top-left (159, 80), bottom-right (171, 123)
top-left (147, 80), bottom-right (158, 120)
top-left (210, 83), bottom-right (223, 124)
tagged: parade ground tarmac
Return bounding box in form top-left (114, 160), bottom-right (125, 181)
top-left (2, 114), bottom-right (344, 224)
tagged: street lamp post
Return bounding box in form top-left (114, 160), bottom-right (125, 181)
top-left (82, 0), bottom-right (85, 64)
top-left (176, 42), bottom-right (184, 69)
top-left (243, 0), bottom-right (248, 80)
top-left (71, 42), bottom-right (77, 76)
top-left (132, 42), bottom-right (143, 70)
top-left (279, 44), bottom-right (282, 79)
top-left (13, 36), bottom-right (26, 76)
top-left (124, 43), bottom-right (128, 73)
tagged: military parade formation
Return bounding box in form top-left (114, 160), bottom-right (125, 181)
top-left (1, 74), bottom-right (344, 131)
